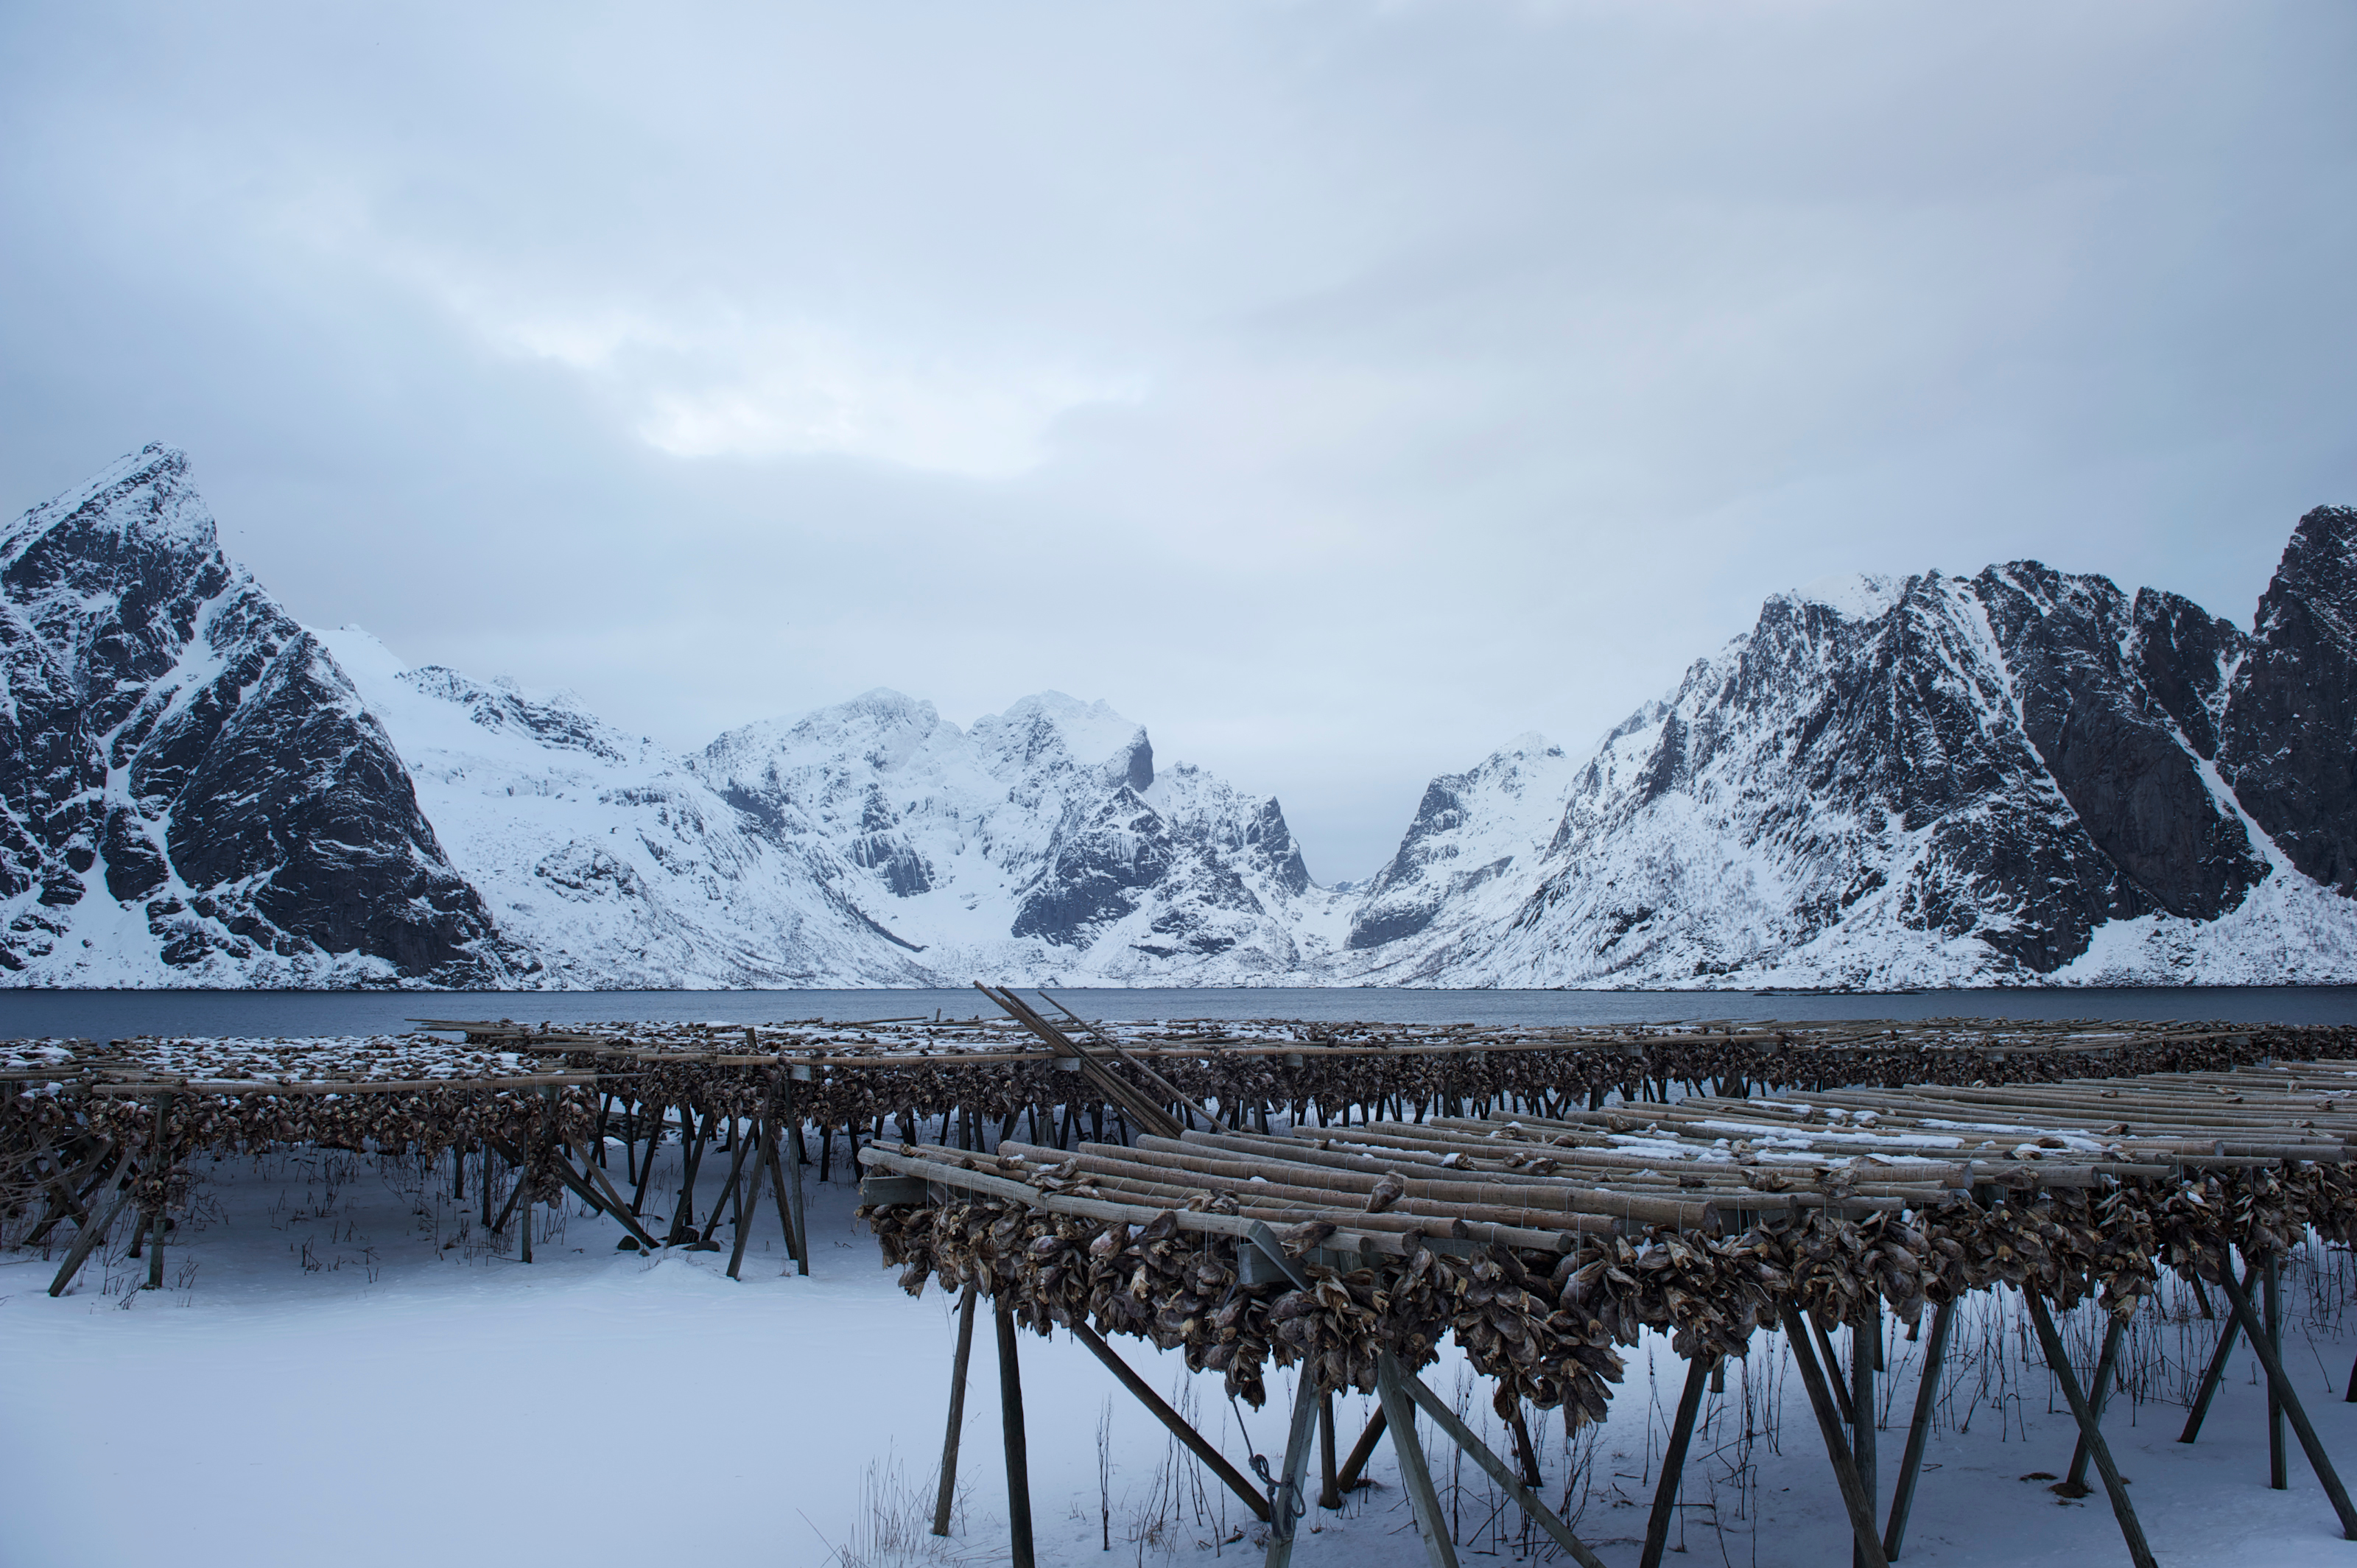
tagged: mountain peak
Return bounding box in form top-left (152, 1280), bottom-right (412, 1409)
top-left (4, 443), bottom-right (214, 566)
top-left (2269, 504), bottom-right (2357, 629)
top-left (1779, 572), bottom-right (1905, 622)
top-left (971, 691), bottom-right (1148, 780)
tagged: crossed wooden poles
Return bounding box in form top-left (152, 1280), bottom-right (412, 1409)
top-left (594, 1058), bottom-right (814, 1276)
top-left (1772, 1248), bottom-right (2357, 1568)
top-left (904, 1212), bottom-right (1624, 1568)
top-left (899, 1221), bottom-right (2357, 1568)
top-left (35, 1068), bottom-right (818, 1295)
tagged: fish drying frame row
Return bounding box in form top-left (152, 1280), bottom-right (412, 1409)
top-left (857, 1052), bottom-right (2357, 1568)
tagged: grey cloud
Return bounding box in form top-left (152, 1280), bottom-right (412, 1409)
top-left (2, 0), bottom-right (2350, 882)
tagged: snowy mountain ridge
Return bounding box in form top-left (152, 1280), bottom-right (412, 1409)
top-left (3, 445), bottom-right (2352, 988)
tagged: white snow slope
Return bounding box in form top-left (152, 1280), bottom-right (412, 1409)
top-left (324, 633), bottom-right (1349, 988)
top-left (1383, 570), bottom-right (2357, 988)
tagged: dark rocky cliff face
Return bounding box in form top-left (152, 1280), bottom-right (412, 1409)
top-left (2219, 505), bottom-right (2357, 895)
top-left (1384, 514), bottom-right (2354, 988)
top-left (1973, 563), bottom-right (2266, 923)
top-left (0, 446), bottom-right (502, 982)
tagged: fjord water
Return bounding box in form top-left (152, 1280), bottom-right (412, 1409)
top-left (2, 985), bottom-right (2355, 1041)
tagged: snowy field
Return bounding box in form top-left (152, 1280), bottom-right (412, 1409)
top-left (7, 1131), bottom-right (2357, 1568)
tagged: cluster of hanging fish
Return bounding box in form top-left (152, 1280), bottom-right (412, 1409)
top-left (861, 1149), bottom-right (2357, 1428)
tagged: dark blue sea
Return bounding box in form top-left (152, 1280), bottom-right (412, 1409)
top-left (2, 985), bottom-right (2354, 1040)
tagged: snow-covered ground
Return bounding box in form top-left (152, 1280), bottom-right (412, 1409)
top-left (7, 1131), bottom-right (2357, 1568)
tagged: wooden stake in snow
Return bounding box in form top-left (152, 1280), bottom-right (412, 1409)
top-left (931, 1286), bottom-right (978, 1538)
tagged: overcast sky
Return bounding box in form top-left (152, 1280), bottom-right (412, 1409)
top-left (3, 2), bottom-right (2352, 882)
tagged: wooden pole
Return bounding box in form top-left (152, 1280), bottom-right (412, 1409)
top-left (1779, 1305), bottom-right (1891, 1568)
top-left (1852, 1307), bottom-right (1878, 1568)
top-left (2022, 1291), bottom-right (2158, 1568)
top-left (1373, 1359), bottom-right (1461, 1568)
top-left (787, 1118), bottom-right (809, 1273)
top-left (24, 1139), bottom-right (119, 1247)
top-left (629, 1099), bottom-right (665, 1216)
top-left (1318, 1392), bottom-right (1341, 1510)
top-left (2216, 1266), bottom-right (2357, 1539)
top-left (1261, 1371), bottom-right (1321, 1568)
top-left (2064, 1311), bottom-right (2127, 1496)
top-left (1335, 1407), bottom-right (1388, 1493)
top-left (670, 1104), bottom-right (714, 1242)
top-left (1640, 1355), bottom-right (1711, 1568)
top-left (1379, 1354), bottom-right (1610, 1568)
top-left (2266, 1255), bottom-right (2287, 1491)
top-left (49, 1169), bottom-right (138, 1296)
top-left (1815, 1316), bottom-right (1858, 1428)
top-left (726, 1127), bottom-right (773, 1281)
top-left (1883, 1298), bottom-right (1953, 1561)
top-left (144, 1090), bottom-right (172, 1290)
top-left (1068, 1321), bottom-right (1269, 1520)
top-left (778, 1070), bottom-right (810, 1274)
top-left (519, 1092), bottom-right (535, 1264)
top-left (995, 1297), bottom-right (1036, 1568)
top-left (2179, 1257), bottom-right (2263, 1444)
top-left (932, 1287), bottom-right (979, 1536)
top-left (538, 1145), bottom-right (658, 1249)
top-left (1506, 1404), bottom-right (1543, 1489)
top-left (700, 1112), bottom-right (758, 1242)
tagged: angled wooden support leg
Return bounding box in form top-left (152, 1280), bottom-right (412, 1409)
top-left (144, 1090), bottom-right (174, 1289)
top-left (995, 1297), bottom-right (1036, 1568)
top-left (2217, 1265), bottom-right (2357, 1539)
top-left (700, 1115), bottom-right (757, 1240)
top-left (765, 1121), bottom-right (797, 1268)
top-left (1815, 1316), bottom-right (1858, 1429)
top-left (1372, 1360), bottom-right (1460, 1568)
top-left (1506, 1404), bottom-right (1543, 1489)
top-left (2065, 1311), bottom-right (2128, 1496)
top-left (1641, 1355), bottom-right (1711, 1568)
top-left (1379, 1353), bottom-right (1611, 1568)
top-left (1884, 1298), bottom-right (1954, 1561)
top-left (728, 1130), bottom-right (775, 1277)
top-left (1852, 1307), bottom-right (1879, 1568)
top-left (628, 1099), bottom-right (667, 1215)
top-left (1069, 1320), bottom-right (1268, 1522)
top-left (932, 1287), bottom-right (979, 1536)
top-left (1260, 1372), bottom-right (1321, 1568)
top-left (540, 1146), bottom-right (659, 1250)
top-left (787, 1125), bottom-right (810, 1273)
top-left (49, 1164), bottom-right (141, 1297)
top-left (1318, 1391), bottom-right (1342, 1510)
top-left (2266, 1256), bottom-right (2288, 1491)
top-left (1335, 1406), bottom-right (1388, 1493)
top-left (1780, 1305), bottom-right (1891, 1568)
top-left (578, 1152), bottom-right (657, 1248)
top-left (2180, 1258), bottom-right (2263, 1444)
top-left (25, 1140), bottom-right (120, 1247)
top-left (2023, 1291), bottom-right (2158, 1568)
top-left (779, 1072), bottom-right (811, 1274)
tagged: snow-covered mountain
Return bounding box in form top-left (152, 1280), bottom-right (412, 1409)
top-left (313, 651), bottom-right (1346, 987)
top-left (0, 446), bottom-right (505, 986)
top-left (1373, 510), bottom-right (2357, 988)
top-left (315, 634), bottom-right (937, 988)
top-left (695, 692), bottom-right (1344, 982)
top-left (3, 445), bottom-right (2350, 989)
